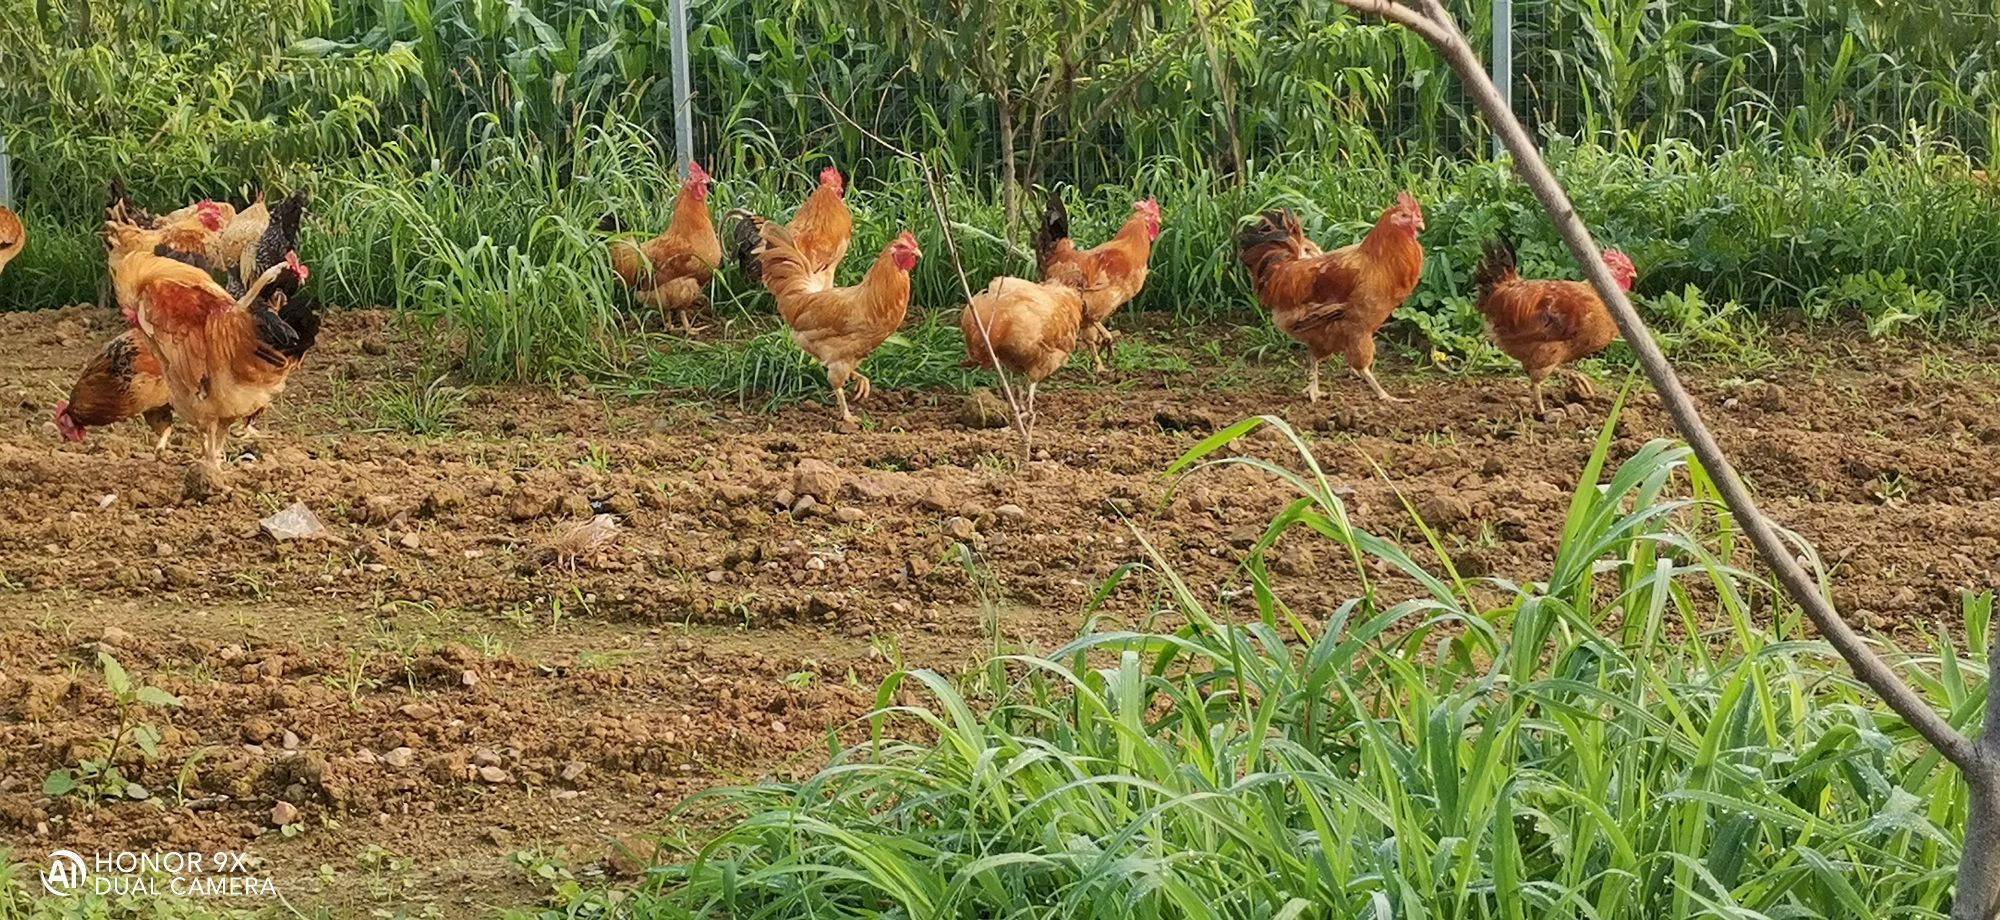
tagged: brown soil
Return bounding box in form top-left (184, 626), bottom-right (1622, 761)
top-left (0, 306), bottom-right (1995, 916)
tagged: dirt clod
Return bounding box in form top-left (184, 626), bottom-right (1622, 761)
top-left (791, 460), bottom-right (843, 502)
top-left (959, 388), bottom-right (1012, 429)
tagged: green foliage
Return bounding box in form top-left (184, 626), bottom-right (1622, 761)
top-left (1, 0), bottom-right (1996, 389)
top-left (533, 410), bottom-right (1982, 918)
top-left (1807, 269), bottom-right (1948, 339)
top-left (43, 653), bottom-right (182, 805)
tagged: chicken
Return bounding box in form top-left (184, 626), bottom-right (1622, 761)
top-left (788, 166), bottom-right (852, 290)
top-left (53, 331), bottom-right (175, 453)
top-left (1236, 193), bottom-right (1426, 402)
top-left (104, 220), bottom-right (308, 481)
top-left (731, 213), bottom-right (920, 424)
top-left (103, 184), bottom-right (235, 270)
top-left (959, 277), bottom-right (1087, 425)
top-left (0, 205), bottom-right (23, 276)
top-left (1472, 235), bottom-right (1637, 414)
top-left (64, 193), bottom-right (320, 450)
top-left (601, 162), bottom-right (721, 332)
top-left (1032, 195), bottom-right (1161, 372)
top-left (215, 189), bottom-right (270, 286)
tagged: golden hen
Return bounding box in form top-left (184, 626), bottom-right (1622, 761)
top-left (732, 213), bottom-right (920, 424)
top-left (602, 162), bottom-right (722, 332)
top-left (959, 277), bottom-right (1087, 424)
top-left (1236, 193), bottom-right (1425, 403)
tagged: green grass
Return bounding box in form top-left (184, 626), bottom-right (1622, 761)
top-left (513, 407), bottom-right (1986, 919)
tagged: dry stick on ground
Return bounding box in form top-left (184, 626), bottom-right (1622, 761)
top-left (813, 92), bottom-right (1038, 459)
top-left (1328, 1), bottom-right (1997, 914)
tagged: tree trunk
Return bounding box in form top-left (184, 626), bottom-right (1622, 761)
top-left (1194, 0), bottom-right (1247, 185)
top-left (1960, 764), bottom-right (2000, 920)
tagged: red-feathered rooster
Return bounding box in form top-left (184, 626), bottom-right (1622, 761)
top-left (94, 220), bottom-right (309, 482)
top-left (1472, 235), bottom-right (1637, 414)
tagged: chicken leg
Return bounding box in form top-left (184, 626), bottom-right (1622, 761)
top-left (142, 407), bottom-right (175, 458)
top-left (1305, 357), bottom-right (1323, 404)
top-left (1345, 337), bottom-right (1407, 403)
top-left (1088, 323), bottom-right (1117, 374)
top-left (851, 371), bottom-right (872, 402)
top-left (826, 363), bottom-right (858, 425)
top-left (1357, 366), bottom-right (1407, 403)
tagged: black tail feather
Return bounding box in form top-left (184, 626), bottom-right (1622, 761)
top-left (725, 209), bottom-right (767, 284)
top-left (1472, 235), bottom-right (1518, 299)
top-left (1234, 209), bottom-right (1301, 288)
top-left (276, 293), bottom-right (321, 362)
top-left (1031, 192), bottom-right (1070, 268)
top-left (597, 213), bottom-right (627, 233)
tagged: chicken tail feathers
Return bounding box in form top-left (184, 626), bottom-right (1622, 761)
top-left (596, 213), bottom-right (628, 233)
top-left (1473, 235), bottom-right (1518, 300)
top-left (276, 294), bottom-right (322, 362)
top-left (1031, 192), bottom-right (1070, 269)
top-left (1235, 209), bottom-right (1300, 290)
top-left (726, 209), bottom-right (768, 284)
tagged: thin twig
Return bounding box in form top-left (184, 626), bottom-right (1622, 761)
top-left (812, 90), bottom-right (1036, 458)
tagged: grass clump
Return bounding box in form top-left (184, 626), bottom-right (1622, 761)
top-left (530, 407), bottom-right (1984, 919)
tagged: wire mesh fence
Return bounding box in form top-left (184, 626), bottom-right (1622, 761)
top-left (1, 0), bottom-right (1994, 219)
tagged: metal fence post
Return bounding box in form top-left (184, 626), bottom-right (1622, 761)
top-left (668, 0), bottom-right (695, 179)
top-left (1491, 0), bottom-right (1513, 158)
top-left (0, 134), bottom-right (13, 210)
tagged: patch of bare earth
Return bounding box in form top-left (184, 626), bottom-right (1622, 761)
top-left (1, 306), bottom-right (1995, 914)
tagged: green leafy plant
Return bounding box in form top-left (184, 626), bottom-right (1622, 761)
top-left (1808, 269), bottom-right (1948, 338)
top-left (541, 407), bottom-right (1982, 917)
top-left (44, 653), bottom-right (182, 804)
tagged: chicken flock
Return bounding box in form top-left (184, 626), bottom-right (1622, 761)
top-left (13, 164), bottom-right (1637, 490)
top-left (615, 163), bottom-right (1634, 425)
top-left (31, 183), bottom-right (318, 494)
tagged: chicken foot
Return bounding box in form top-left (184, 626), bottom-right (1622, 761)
top-left (825, 363), bottom-right (864, 425)
top-left (1346, 337), bottom-right (1408, 403)
top-left (1087, 323), bottom-right (1118, 374)
top-left (1559, 367), bottom-right (1597, 397)
top-left (1356, 366), bottom-right (1408, 403)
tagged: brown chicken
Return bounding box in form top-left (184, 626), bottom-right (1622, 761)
top-left (0, 205), bottom-right (23, 276)
top-left (732, 214), bottom-right (920, 424)
top-left (61, 196), bottom-right (318, 450)
top-left (103, 184), bottom-right (235, 270)
top-left (1236, 193), bottom-right (1426, 402)
top-left (601, 162), bottom-right (721, 332)
top-left (1032, 196), bottom-right (1161, 372)
top-left (1472, 235), bottom-right (1637, 414)
top-left (105, 221), bottom-right (307, 482)
top-left (215, 189), bottom-right (270, 285)
top-left (53, 331), bottom-right (176, 453)
top-left (788, 166), bottom-right (852, 289)
top-left (959, 277), bottom-right (1087, 424)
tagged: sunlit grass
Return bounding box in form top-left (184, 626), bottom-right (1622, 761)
top-left (527, 404), bottom-right (1985, 919)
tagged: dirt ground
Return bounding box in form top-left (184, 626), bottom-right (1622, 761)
top-left (1, 306), bottom-right (1996, 916)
